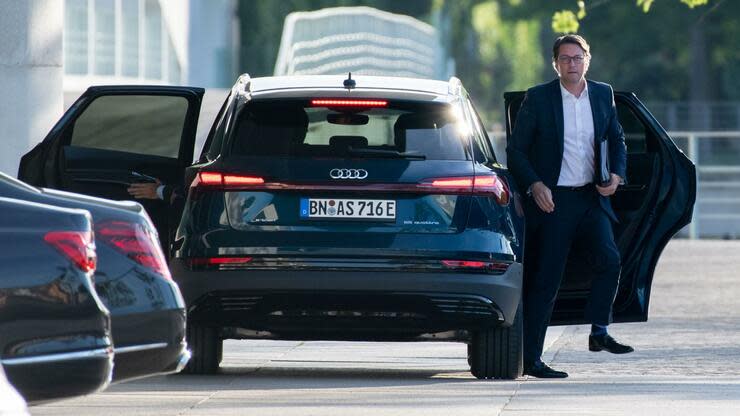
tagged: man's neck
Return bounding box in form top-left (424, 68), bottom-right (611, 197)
top-left (560, 79), bottom-right (586, 98)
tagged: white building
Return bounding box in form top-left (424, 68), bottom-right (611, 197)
top-left (0, 0), bottom-right (238, 175)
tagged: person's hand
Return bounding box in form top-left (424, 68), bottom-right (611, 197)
top-left (530, 181), bottom-right (554, 213)
top-left (595, 173), bottom-right (621, 197)
top-left (127, 178), bottom-right (161, 200)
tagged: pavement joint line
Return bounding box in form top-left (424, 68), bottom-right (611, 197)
top-left (548, 325), bottom-right (581, 365)
top-left (495, 326), bottom-right (570, 416)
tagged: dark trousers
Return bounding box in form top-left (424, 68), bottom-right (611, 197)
top-left (523, 187), bottom-right (621, 366)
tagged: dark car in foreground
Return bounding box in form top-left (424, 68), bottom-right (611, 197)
top-left (4, 172), bottom-right (189, 383)
top-left (18, 74), bottom-right (695, 379)
top-left (0, 197), bottom-right (112, 403)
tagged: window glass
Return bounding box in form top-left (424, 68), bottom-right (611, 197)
top-left (204, 96), bottom-right (233, 161)
top-left (467, 99), bottom-right (495, 163)
top-left (121, 0), bottom-right (139, 77)
top-left (230, 101), bottom-right (470, 160)
top-left (144, 0), bottom-right (162, 79)
top-left (64, 0), bottom-right (88, 75)
top-left (616, 102), bottom-right (648, 153)
top-left (70, 95), bottom-right (188, 158)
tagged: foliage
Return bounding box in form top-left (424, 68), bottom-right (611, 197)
top-left (236, 0), bottom-right (737, 127)
top-left (555, 0), bottom-right (713, 34)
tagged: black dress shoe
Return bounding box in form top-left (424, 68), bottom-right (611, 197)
top-left (589, 334), bottom-right (634, 354)
top-left (524, 362), bottom-right (568, 378)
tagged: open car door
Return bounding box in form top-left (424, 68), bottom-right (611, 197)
top-left (19, 86), bottom-right (204, 252)
top-left (504, 90), bottom-right (696, 324)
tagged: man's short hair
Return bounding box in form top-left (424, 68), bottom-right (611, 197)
top-left (552, 34), bottom-right (591, 59)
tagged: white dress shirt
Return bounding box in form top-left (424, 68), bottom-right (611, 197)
top-left (557, 82), bottom-right (595, 186)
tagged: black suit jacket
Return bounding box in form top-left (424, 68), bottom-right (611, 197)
top-left (506, 79), bottom-right (627, 222)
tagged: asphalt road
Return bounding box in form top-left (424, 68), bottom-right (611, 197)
top-left (32, 239), bottom-right (740, 415)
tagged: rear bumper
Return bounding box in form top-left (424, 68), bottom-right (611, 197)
top-left (3, 347), bottom-right (113, 404)
top-left (170, 259), bottom-right (522, 339)
top-left (110, 309), bottom-right (187, 382)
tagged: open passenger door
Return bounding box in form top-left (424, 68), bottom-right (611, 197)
top-left (19, 86), bottom-right (204, 252)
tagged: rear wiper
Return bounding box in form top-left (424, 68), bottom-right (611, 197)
top-left (346, 147), bottom-right (426, 160)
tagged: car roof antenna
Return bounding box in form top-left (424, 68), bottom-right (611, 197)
top-left (343, 72), bottom-right (356, 90)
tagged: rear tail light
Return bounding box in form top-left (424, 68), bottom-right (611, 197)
top-left (420, 174), bottom-right (510, 205)
top-left (96, 220), bottom-right (171, 279)
top-left (44, 230), bottom-right (96, 273)
top-left (191, 171), bottom-right (265, 190)
top-left (441, 260), bottom-right (511, 274)
top-left (187, 256), bottom-right (253, 268)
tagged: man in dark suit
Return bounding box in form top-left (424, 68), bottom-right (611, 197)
top-left (507, 34), bottom-right (633, 379)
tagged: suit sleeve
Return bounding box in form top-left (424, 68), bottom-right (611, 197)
top-left (506, 91), bottom-right (541, 192)
top-left (605, 85), bottom-right (627, 180)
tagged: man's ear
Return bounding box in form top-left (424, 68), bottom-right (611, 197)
top-left (551, 60), bottom-right (560, 76)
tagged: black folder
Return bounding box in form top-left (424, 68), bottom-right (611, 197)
top-left (595, 139), bottom-right (610, 186)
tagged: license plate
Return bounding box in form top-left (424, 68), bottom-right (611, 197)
top-left (300, 198), bottom-right (396, 220)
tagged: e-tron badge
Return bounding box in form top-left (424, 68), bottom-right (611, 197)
top-left (329, 168), bottom-right (368, 180)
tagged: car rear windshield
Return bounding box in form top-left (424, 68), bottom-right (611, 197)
top-left (229, 100), bottom-right (471, 160)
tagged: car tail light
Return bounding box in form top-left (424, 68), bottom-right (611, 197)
top-left (310, 99), bottom-right (388, 107)
top-left (44, 230), bottom-right (96, 273)
top-left (191, 171), bottom-right (265, 189)
top-left (441, 260), bottom-right (511, 274)
top-left (187, 257), bottom-right (253, 268)
top-left (96, 220), bottom-right (171, 279)
top-left (420, 174), bottom-right (510, 205)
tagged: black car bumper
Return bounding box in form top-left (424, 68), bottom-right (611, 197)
top-left (3, 347), bottom-right (113, 404)
top-left (170, 260), bottom-right (522, 340)
top-left (110, 308), bottom-right (188, 382)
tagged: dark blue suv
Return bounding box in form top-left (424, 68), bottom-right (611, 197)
top-left (20, 74), bottom-right (695, 380)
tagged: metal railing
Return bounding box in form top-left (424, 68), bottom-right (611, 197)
top-left (674, 131), bottom-right (740, 239)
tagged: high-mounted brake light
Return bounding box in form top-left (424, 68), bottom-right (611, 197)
top-left (310, 99), bottom-right (388, 107)
top-left (96, 220), bottom-right (171, 279)
top-left (44, 230), bottom-right (96, 273)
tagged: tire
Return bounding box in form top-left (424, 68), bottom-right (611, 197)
top-left (468, 301), bottom-right (523, 380)
top-left (183, 323), bottom-right (221, 374)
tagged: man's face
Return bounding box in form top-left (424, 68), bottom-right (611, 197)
top-left (555, 43), bottom-right (589, 85)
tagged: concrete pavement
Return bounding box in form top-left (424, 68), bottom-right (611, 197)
top-left (31, 240), bottom-right (740, 415)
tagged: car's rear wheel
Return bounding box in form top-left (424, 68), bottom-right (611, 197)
top-left (468, 301), bottom-right (523, 380)
top-left (184, 323), bottom-right (221, 374)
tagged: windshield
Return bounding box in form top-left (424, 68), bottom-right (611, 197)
top-left (229, 100), bottom-right (471, 160)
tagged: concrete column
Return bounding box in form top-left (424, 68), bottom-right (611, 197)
top-left (0, 0), bottom-right (63, 176)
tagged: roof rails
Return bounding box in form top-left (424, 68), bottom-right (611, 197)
top-left (447, 76), bottom-right (463, 97)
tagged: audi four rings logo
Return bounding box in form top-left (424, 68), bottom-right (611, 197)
top-left (329, 168), bottom-right (368, 180)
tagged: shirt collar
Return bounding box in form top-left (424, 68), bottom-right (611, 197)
top-left (559, 80), bottom-right (588, 100)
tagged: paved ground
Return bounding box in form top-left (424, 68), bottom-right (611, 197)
top-left (32, 240), bottom-right (740, 415)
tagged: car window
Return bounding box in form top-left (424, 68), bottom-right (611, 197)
top-left (467, 98), bottom-right (495, 164)
top-left (616, 101), bottom-right (648, 154)
top-left (69, 95), bottom-right (188, 158)
top-left (229, 100), bottom-right (471, 160)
